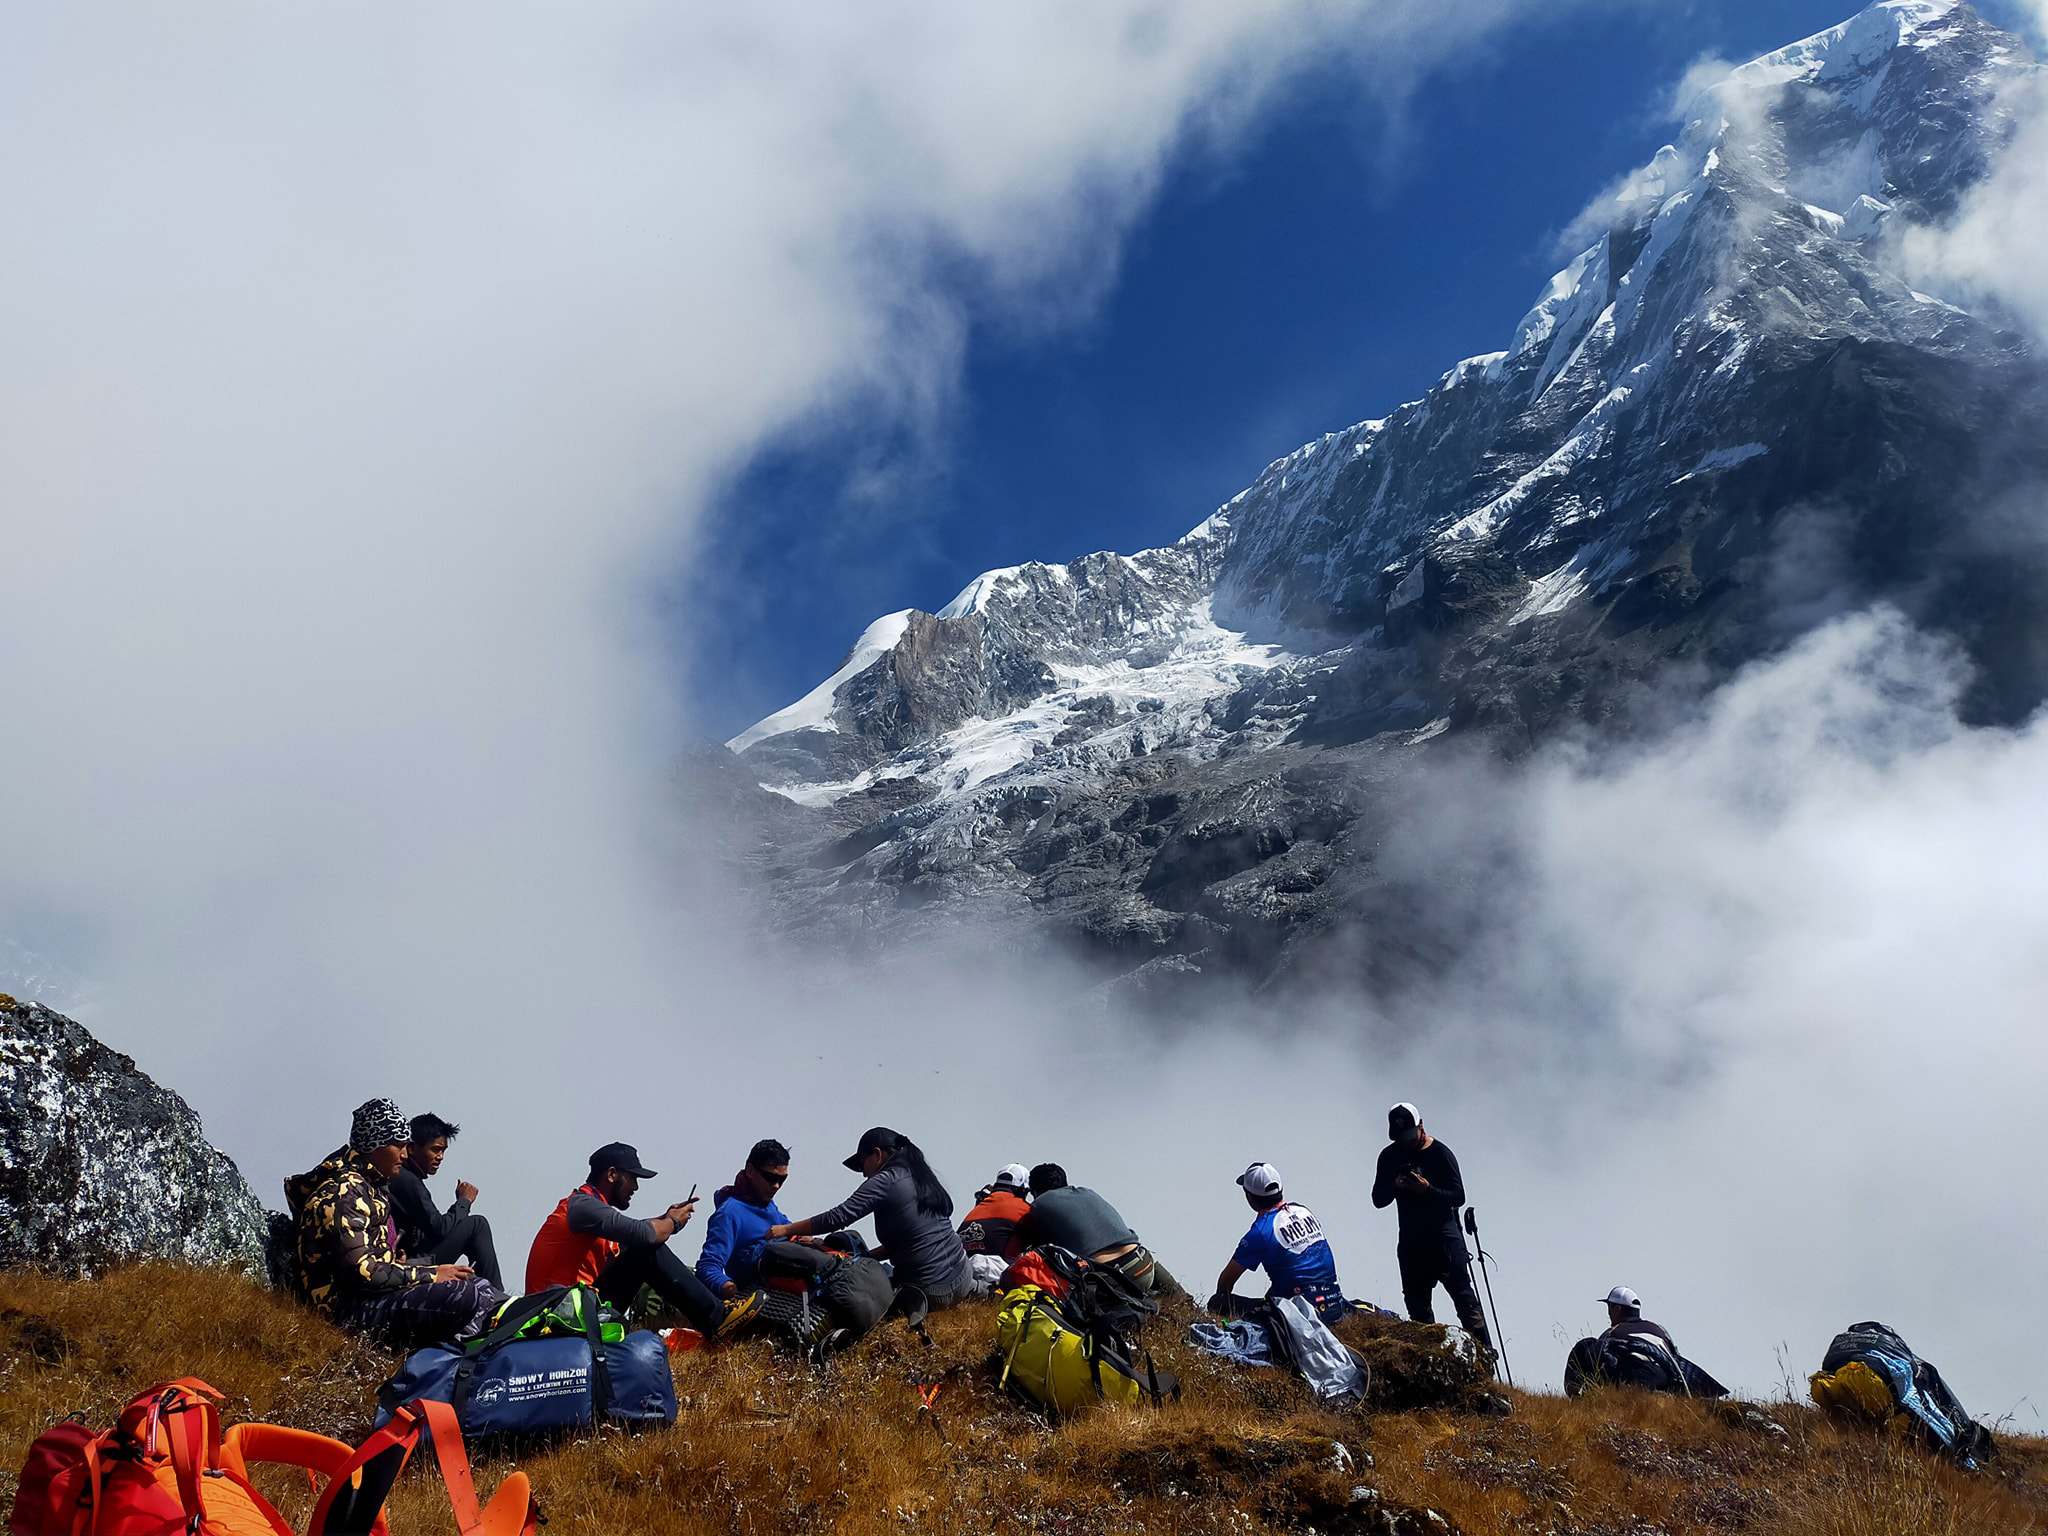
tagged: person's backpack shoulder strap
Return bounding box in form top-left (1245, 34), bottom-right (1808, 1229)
top-left (307, 1404), bottom-right (419, 1536)
top-left (310, 1397), bottom-right (538, 1536)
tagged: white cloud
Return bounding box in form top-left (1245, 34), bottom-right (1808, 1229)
top-left (0, 2), bottom-right (1564, 1259)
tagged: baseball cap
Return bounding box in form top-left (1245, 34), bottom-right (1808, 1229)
top-left (589, 1142), bottom-right (657, 1179)
top-left (1602, 1285), bottom-right (1642, 1310)
top-left (993, 1163), bottom-right (1031, 1193)
top-left (843, 1126), bottom-right (898, 1172)
top-left (1236, 1161), bottom-right (1283, 1199)
top-left (1387, 1102), bottom-right (1420, 1138)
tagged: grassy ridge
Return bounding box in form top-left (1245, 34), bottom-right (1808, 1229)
top-left (3, 1265), bottom-right (2043, 1535)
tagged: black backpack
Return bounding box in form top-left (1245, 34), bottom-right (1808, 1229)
top-left (1033, 1245), bottom-right (1160, 1338)
top-left (757, 1239), bottom-right (929, 1365)
top-left (1564, 1335), bottom-right (1728, 1399)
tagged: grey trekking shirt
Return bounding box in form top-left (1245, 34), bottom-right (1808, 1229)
top-left (566, 1185), bottom-right (660, 1250)
top-left (804, 1159), bottom-right (971, 1300)
top-left (1017, 1186), bottom-right (1137, 1260)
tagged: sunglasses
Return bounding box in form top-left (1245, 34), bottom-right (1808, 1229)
top-left (751, 1167), bottom-right (789, 1186)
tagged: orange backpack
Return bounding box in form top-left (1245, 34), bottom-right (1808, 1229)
top-left (8, 1377), bottom-right (536, 1536)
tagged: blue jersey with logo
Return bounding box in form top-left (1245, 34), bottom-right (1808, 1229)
top-left (1232, 1201), bottom-right (1340, 1297)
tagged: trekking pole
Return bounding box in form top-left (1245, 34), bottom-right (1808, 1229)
top-left (1463, 1207), bottom-right (1513, 1388)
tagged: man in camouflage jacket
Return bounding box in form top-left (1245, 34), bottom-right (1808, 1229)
top-left (285, 1098), bottom-right (501, 1348)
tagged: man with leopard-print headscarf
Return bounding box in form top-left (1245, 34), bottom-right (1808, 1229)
top-left (285, 1097), bottom-right (502, 1347)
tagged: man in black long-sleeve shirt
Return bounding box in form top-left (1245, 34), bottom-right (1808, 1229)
top-left (387, 1113), bottom-right (503, 1290)
top-left (1370, 1102), bottom-right (1491, 1349)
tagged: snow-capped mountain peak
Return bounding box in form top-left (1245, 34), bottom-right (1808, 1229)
top-left (724, 5), bottom-right (2044, 989)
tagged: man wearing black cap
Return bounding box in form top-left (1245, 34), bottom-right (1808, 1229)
top-left (525, 1141), bottom-right (761, 1340)
top-left (1370, 1102), bottom-right (1492, 1350)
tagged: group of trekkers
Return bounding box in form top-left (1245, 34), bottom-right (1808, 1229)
top-left (282, 1094), bottom-right (1623, 1374)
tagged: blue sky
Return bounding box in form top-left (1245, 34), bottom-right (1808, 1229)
top-left (684, 0), bottom-right (2020, 738)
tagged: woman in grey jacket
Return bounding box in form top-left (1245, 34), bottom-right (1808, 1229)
top-left (768, 1126), bottom-right (973, 1307)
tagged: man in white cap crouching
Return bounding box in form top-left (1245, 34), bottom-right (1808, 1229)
top-left (1599, 1286), bottom-right (1678, 1356)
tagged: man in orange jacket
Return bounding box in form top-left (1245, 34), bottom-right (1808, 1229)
top-left (526, 1141), bottom-right (760, 1340)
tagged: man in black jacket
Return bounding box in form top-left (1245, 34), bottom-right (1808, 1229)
top-left (1370, 1103), bottom-right (1491, 1349)
top-left (387, 1112), bottom-right (504, 1290)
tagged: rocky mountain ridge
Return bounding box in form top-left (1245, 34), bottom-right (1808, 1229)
top-left (0, 994), bottom-right (272, 1275)
top-left (709, 1), bottom-right (2048, 994)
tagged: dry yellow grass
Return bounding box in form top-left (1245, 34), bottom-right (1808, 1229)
top-left (4, 1265), bottom-right (2045, 1535)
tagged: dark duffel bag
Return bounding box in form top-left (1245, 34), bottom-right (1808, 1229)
top-left (377, 1283), bottom-right (676, 1437)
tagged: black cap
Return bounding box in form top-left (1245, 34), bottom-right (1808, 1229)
top-left (843, 1126), bottom-right (897, 1172)
top-left (589, 1141), bottom-right (657, 1179)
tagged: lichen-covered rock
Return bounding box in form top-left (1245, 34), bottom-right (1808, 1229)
top-left (0, 994), bottom-right (270, 1275)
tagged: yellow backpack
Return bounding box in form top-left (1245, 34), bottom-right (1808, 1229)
top-left (995, 1286), bottom-right (1172, 1418)
top-left (1810, 1359), bottom-right (1903, 1427)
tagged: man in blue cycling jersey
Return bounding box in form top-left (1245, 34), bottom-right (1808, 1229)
top-left (1208, 1161), bottom-right (1352, 1322)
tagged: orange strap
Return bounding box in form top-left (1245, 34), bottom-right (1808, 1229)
top-left (421, 1400), bottom-right (484, 1535)
top-left (81, 1436), bottom-right (104, 1536)
top-left (164, 1396), bottom-right (215, 1526)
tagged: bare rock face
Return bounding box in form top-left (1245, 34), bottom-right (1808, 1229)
top-left (0, 994), bottom-right (271, 1276)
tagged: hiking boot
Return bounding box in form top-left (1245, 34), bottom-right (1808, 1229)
top-left (713, 1289), bottom-right (765, 1341)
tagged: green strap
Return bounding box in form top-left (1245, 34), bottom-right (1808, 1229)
top-left (579, 1284), bottom-right (614, 1420)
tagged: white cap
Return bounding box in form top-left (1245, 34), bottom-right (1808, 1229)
top-left (1236, 1161), bottom-right (1283, 1198)
top-left (993, 1163), bottom-right (1031, 1193)
top-left (1602, 1285), bottom-right (1642, 1310)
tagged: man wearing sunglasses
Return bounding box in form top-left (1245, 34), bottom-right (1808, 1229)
top-left (697, 1138), bottom-right (792, 1300)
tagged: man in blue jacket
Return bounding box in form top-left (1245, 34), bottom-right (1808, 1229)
top-left (1210, 1161), bottom-right (1350, 1321)
top-left (696, 1138), bottom-right (791, 1299)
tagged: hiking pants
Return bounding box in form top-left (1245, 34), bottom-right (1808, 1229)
top-left (1397, 1242), bottom-right (1491, 1346)
top-left (596, 1242), bottom-right (724, 1333)
top-left (420, 1214), bottom-right (503, 1291)
top-left (1208, 1288), bottom-right (1353, 1325)
top-left (1101, 1244), bottom-right (1162, 1295)
top-left (347, 1275), bottom-right (501, 1349)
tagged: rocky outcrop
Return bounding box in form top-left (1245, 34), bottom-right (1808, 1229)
top-left (0, 994), bottom-right (271, 1275)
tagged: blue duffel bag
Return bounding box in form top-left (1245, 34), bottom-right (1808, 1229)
top-left (377, 1284), bottom-right (677, 1437)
